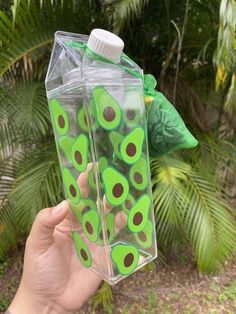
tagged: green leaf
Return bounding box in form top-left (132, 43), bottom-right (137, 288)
top-left (9, 146), bottom-right (63, 230)
top-left (151, 156), bottom-right (191, 248)
top-left (151, 151), bottom-right (236, 273)
top-left (0, 0), bottom-right (102, 76)
top-left (104, 0), bottom-right (149, 33)
top-left (183, 170), bottom-right (236, 272)
top-left (7, 81), bottom-right (51, 137)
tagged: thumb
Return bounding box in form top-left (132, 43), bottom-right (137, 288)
top-left (28, 200), bottom-right (69, 248)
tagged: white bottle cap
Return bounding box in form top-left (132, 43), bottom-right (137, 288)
top-left (87, 29), bottom-right (124, 64)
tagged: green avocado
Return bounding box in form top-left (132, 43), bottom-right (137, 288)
top-left (71, 134), bottom-right (89, 172)
top-left (72, 231), bottom-right (92, 267)
top-left (58, 136), bottom-right (74, 162)
top-left (123, 90), bottom-right (141, 127)
top-left (77, 102), bottom-right (98, 133)
top-left (62, 168), bottom-right (80, 204)
top-left (88, 167), bottom-right (96, 190)
top-left (102, 167), bottom-right (129, 206)
top-left (71, 198), bottom-right (96, 223)
top-left (93, 86), bottom-right (121, 130)
top-left (111, 243), bottom-right (139, 275)
top-left (77, 106), bottom-right (89, 132)
top-left (50, 98), bottom-right (69, 135)
top-left (121, 193), bottom-right (135, 214)
top-left (109, 131), bottom-right (123, 159)
top-left (120, 127), bottom-right (144, 164)
top-left (128, 194), bottom-right (150, 233)
top-left (97, 212), bottom-right (115, 245)
top-left (129, 158), bottom-right (148, 191)
top-left (134, 220), bottom-right (153, 249)
top-left (98, 156), bottom-right (108, 175)
top-left (82, 209), bottom-right (100, 242)
top-left (124, 107), bottom-right (140, 127)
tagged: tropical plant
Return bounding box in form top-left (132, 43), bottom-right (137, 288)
top-left (215, 0), bottom-right (236, 142)
top-left (0, 0), bottom-right (235, 282)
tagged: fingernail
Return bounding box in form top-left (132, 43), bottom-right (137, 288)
top-left (52, 200), bottom-right (67, 215)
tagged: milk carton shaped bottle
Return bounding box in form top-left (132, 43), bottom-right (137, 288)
top-left (45, 29), bottom-right (157, 284)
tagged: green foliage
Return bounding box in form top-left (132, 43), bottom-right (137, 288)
top-left (0, 294), bottom-right (10, 312)
top-left (151, 138), bottom-right (236, 272)
top-left (104, 0), bottom-right (149, 33)
top-left (215, 0), bottom-right (236, 121)
top-left (218, 280), bottom-right (236, 302)
top-left (215, 0), bottom-right (236, 79)
top-left (0, 0), bottom-right (106, 77)
top-left (92, 281), bottom-right (113, 313)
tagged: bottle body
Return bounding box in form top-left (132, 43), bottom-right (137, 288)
top-left (46, 31), bottom-right (157, 284)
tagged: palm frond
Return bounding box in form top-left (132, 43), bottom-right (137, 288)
top-left (0, 81), bottom-right (50, 164)
top-left (0, 202), bottom-right (19, 261)
top-left (0, 153), bottom-right (27, 260)
top-left (151, 150), bottom-right (236, 273)
top-left (224, 74), bottom-right (236, 115)
top-left (0, 0), bottom-right (102, 77)
top-left (183, 169), bottom-right (236, 273)
top-left (214, 0), bottom-right (236, 115)
top-left (215, 0), bottom-right (236, 78)
top-left (104, 0), bottom-right (149, 33)
top-left (6, 81), bottom-right (51, 137)
top-left (0, 85), bottom-right (18, 160)
top-left (151, 156), bottom-right (191, 248)
top-left (9, 146), bottom-right (63, 230)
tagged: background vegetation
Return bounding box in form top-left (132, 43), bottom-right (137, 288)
top-left (0, 0), bottom-right (235, 303)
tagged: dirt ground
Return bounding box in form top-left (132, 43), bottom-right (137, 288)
top-left (0, 249), bottom-right (236, 314)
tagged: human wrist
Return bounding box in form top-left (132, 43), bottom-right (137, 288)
top-left (8, 283), bottom-right (73, 314)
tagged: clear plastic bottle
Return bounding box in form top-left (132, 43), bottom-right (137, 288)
top-left (45, 29), bottom-right (157, 284)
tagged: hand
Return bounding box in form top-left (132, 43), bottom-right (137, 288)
top-left (8, 199), bottom-right (102, 314)
top-left (8, 164), bottom-right (127, 314)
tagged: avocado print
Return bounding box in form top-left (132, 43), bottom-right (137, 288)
top-left (82, 209), bottom-right (100, 242)
top-left (124, 107), bottom-right (140, 127)
top-left (80, 198), bottom-right (97, 214)
top-left (50, 99), bottom-right (69, 135)
top-left (93, 86), bottom-right (121, 130)
top-left (123, 91), bottom-right (141, 127)
top-left (121, 193), bottom-right (135, 214)
top-left (120, 127), bottom-right (144, 164)
top-left (129, 158), bottom-right (148, 191)
top-left (124, 89), bottom-right (141, 127)
top-left (88, 167), bottom-right (96, 190)
top-left (72, 231), bottom-right (92, 268)
top-left (70, 203), bottom-right (83, 223)
top-left (89, 97), bottom-right (100, 131)
top-left (134, 220), bottom-right (153, 249)
top-left (71, 134), bottom-right (89, 172)
top-left (77, 106), bottom-right (89, 132)
top-left (97, 212), bottom-right (115, 245)
top-left (71, 198), bottom-right (96, 223)
top-left (58, 136), bottom-right (74, 162)
top-left (62, 168), bottom-right (80, 204)
top-left (109, 131), bottom-right (123, 159)
top-left (111, 243), bottom-right (139, 275)
top-left (98, 156), bottom-right (108, 175)
top-left (102, 167), bottom-right (129, 206)
top-left (128, 194), bottom-right (150, 233)
top-left (78, 101), bottom-right (99, 132)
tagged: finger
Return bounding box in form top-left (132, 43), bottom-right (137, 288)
top-left (28, 200), bottom-right (69, 248)
top-left (114, 210), bottom-right (127, 235)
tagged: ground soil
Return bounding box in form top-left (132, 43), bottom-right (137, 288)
top-left (0, 249), bottom-right (235, 314)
